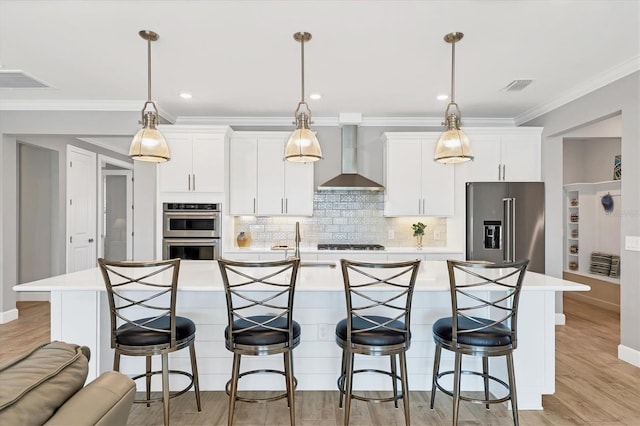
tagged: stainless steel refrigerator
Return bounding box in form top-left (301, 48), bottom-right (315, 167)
top-left (466, 182), bottom-right (545, 273)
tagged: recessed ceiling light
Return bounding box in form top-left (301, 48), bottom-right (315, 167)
top-left (437, 94), bottom-right (449, 101)
top-left (179, 92), bottom-right (192, 99)
top-left (309, 93), bottom-right (322, 100)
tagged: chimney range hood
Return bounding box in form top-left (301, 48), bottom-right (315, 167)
top-left (318, 124), bottom-right (384, 191)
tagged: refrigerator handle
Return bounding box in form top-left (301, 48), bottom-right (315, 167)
top-left (503, 197), bottom-right (516, 262)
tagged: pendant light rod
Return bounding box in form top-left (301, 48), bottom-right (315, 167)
top-left (294, 32), bottom-right (311, 106)
top-left (444, 32), bottom-right (463, 107)
top-left (139, 30), bottom-right (159, 104)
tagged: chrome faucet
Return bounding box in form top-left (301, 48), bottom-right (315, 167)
top-left (294, 221), bottom-right (301, 259)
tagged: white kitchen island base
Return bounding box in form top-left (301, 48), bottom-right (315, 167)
top-left (17, 261), bottom-right (588, 411)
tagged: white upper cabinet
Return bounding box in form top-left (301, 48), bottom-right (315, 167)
top-left (157, 126), bottom-right (229, 193)
top-left (383, 132), bottom-right (455, 217)
top-left (464, 128), bottom-right (542, 181)
top-left (230, 132), bottom-right (314, 216)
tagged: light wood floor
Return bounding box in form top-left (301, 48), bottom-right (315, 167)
top-left (1, 298), bottom-right (638, 425)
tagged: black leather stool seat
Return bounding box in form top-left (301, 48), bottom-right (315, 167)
top-left (433, 316), bottom-right (512, 347)
top-left (116, 316), bottom-right (196, 346)
top-left (227, 315), bottom-right (301, 346)
top-left (336, 316), bottom-right (409, 346)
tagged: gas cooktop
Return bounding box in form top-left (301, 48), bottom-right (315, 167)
top-left (317, 244), bottom-right (385, 251)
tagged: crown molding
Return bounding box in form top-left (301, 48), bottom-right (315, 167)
top-left (174, 115), bottom-right (515, 127)
top-left (515, 56), bottom-right (640, 125)
top-left (0, 99), bottom-right (176, 123)
top-left (76, 137), bottom-right (129, 156)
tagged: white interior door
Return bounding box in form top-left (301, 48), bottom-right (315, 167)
top-left (67, 146), bottom-right (97, 272)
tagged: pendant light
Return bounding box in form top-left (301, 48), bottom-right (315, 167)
top-left (284, 32), bottom-right (323, 163)
top-left (129, 30), bottom-right (170, 162)
top-left (434, 32), bottom-right (473, 164)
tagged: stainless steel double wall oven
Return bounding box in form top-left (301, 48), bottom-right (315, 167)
top-left (162, 203), bottom-right (221, 260)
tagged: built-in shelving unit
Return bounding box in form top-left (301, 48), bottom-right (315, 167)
top-left (563, 180), bottom-right (621, 284)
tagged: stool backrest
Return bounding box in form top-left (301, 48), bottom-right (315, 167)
top-left (340, 259), bottom-right (421, 342)
top-left (446, 259), bottom-right (529, 349)
top-left (98, 258), bottom-right (181, 348)
top-left (217, 258), bottom-right (300, 347)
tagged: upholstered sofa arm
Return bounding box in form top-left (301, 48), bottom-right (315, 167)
top-left (45, 370), bottom-right (136, 426)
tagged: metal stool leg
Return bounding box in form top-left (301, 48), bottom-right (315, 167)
top-left (338, 348), bottom-right (347, 408)
top-left (506, 353), bottom-right (519, 426)
top-left (390, 354), bottom-right (399, 408)
top-left (189, 342), bottom-right (202, 411)
top-left (161, 353), bottom-right (169, 426)
top-left (430, 344), bottom-right (441, 409)
top-left (146, 356), bottom-right (153, 407)
top-left (284, 350), bottom-right (296, 426)
top-left (228, 353), bottom-right (241, 426)
top-left (343, 351), bottom-right (354, 426)
top-left (483, 356), bottom-right (490, 409)
top-left (399, 352), bottom-right (410, 426)
top-left (452, 352), bottom-right (462, 426)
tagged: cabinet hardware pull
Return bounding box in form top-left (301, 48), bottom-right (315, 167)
top-left (418, 199), bottom-right (421, 215)
top-left (188, 175), bottom-right (191, 191)
top-left (285, 198), bottom-right (288, 213)
top-left (502, 164), bottom-right (506, 181)
top-left (192, 174), bottom-right (196, 191)
top-left (281, 199), bottom-right (284, 214)
top-left (422, 199), bottom-right (425, 215)
top-left (253, 198), bottom-right (256, 214)
top-left (498, 164), bottom-right (501, 180)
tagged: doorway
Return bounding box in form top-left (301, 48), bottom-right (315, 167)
top-left (18, 143), bottom-right (61, 288)
top-left (561, 114), bottom-right (622, 314)
top-left (98, 155), bottom-right (133, 261)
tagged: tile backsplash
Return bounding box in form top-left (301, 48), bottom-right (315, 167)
top-left (233, 190), bottom-right (447, 249)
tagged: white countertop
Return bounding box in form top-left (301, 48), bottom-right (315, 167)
top-left (223, 246), bottom-right (464, 254)
top-left (14, 260), bottom-right (590, 293)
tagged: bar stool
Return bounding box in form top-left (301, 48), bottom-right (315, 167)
top-left (98, 258), bottom-right (201, 426)
top-left (430, 259), bottom-right (529, 425)
top-left (336, 258), bottom-right (421, 426)
top-left (217, 258), bottom-right (301, 426)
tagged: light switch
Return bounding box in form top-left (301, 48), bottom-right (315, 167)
top-left (625, 236), bottom-right (640, 252)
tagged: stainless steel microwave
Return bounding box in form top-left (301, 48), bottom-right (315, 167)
top-left (162, 203), bottom-right (221, 238)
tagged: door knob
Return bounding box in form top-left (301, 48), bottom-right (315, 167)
top-left (88, 238), bottom-right (94, 243)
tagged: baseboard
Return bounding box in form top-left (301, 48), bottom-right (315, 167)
top-left (564, 291), bottom-right (620, 313)
top-left (618, 345), bottom-right (640, 367)
top-left (555, 313), bottom-right (566, 325)
top-left (0, 308), bottom-right (19, 324)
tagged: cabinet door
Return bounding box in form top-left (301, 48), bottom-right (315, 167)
top-left (501, 134), bottom-right (541, 181)
top-left (284, 161), bottom-right (314, 216)
top-left (384, 139), bottom-right (422, 216)
top-left (256, 138), bottom-right (286, 215)
top-left (421, 138), bottom-right (455, 216)
top-left (192, 134), bottom-right (225, 192)
top-left (158, 134), bottom-right (192, 192)
top-left (466, 135), bottom-right (502, 181)
top-left (229, 137), bottom-right (258, 215)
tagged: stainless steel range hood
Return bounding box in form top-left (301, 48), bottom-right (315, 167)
top-left (318, 125), bottom-right (384, 191)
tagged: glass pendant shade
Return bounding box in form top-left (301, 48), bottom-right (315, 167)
top-left (285, 112), bottom-right (322, 162)
top-left (129, 111), bottom-right (170, 162)
top-left (434, 128), bottom-right (473, 164)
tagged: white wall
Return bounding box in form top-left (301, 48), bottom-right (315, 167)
top-left (525, 71), bottom-right (640, 363)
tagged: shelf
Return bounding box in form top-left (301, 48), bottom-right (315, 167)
top-left (567, 253), bottom-right (579, 257)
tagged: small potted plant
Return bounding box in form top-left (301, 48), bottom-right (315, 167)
top-left (412, 222), bottom-right (426, 249)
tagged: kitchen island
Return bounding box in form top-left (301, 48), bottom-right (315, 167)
top-left (14, 260), bottom-right (589, 410)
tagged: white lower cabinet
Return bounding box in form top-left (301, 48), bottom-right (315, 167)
top-left (230, 132), bottom-right (314, 216)
top-left (382, 133), bottom-right (454, 217)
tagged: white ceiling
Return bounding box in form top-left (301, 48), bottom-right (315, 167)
top-left (1, 0), bottom-right (639, 128)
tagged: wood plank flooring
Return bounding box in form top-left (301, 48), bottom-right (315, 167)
top-left (1, 298), bottom-right (638, 425)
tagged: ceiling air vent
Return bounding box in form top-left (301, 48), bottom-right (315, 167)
top-left (0, 70), bottom-right (49, 88)
top-left (503, 79), bottom-right (533, 92)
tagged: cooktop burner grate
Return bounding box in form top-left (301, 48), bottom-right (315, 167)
top-left (317, 244), bottom-right (385, 251)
